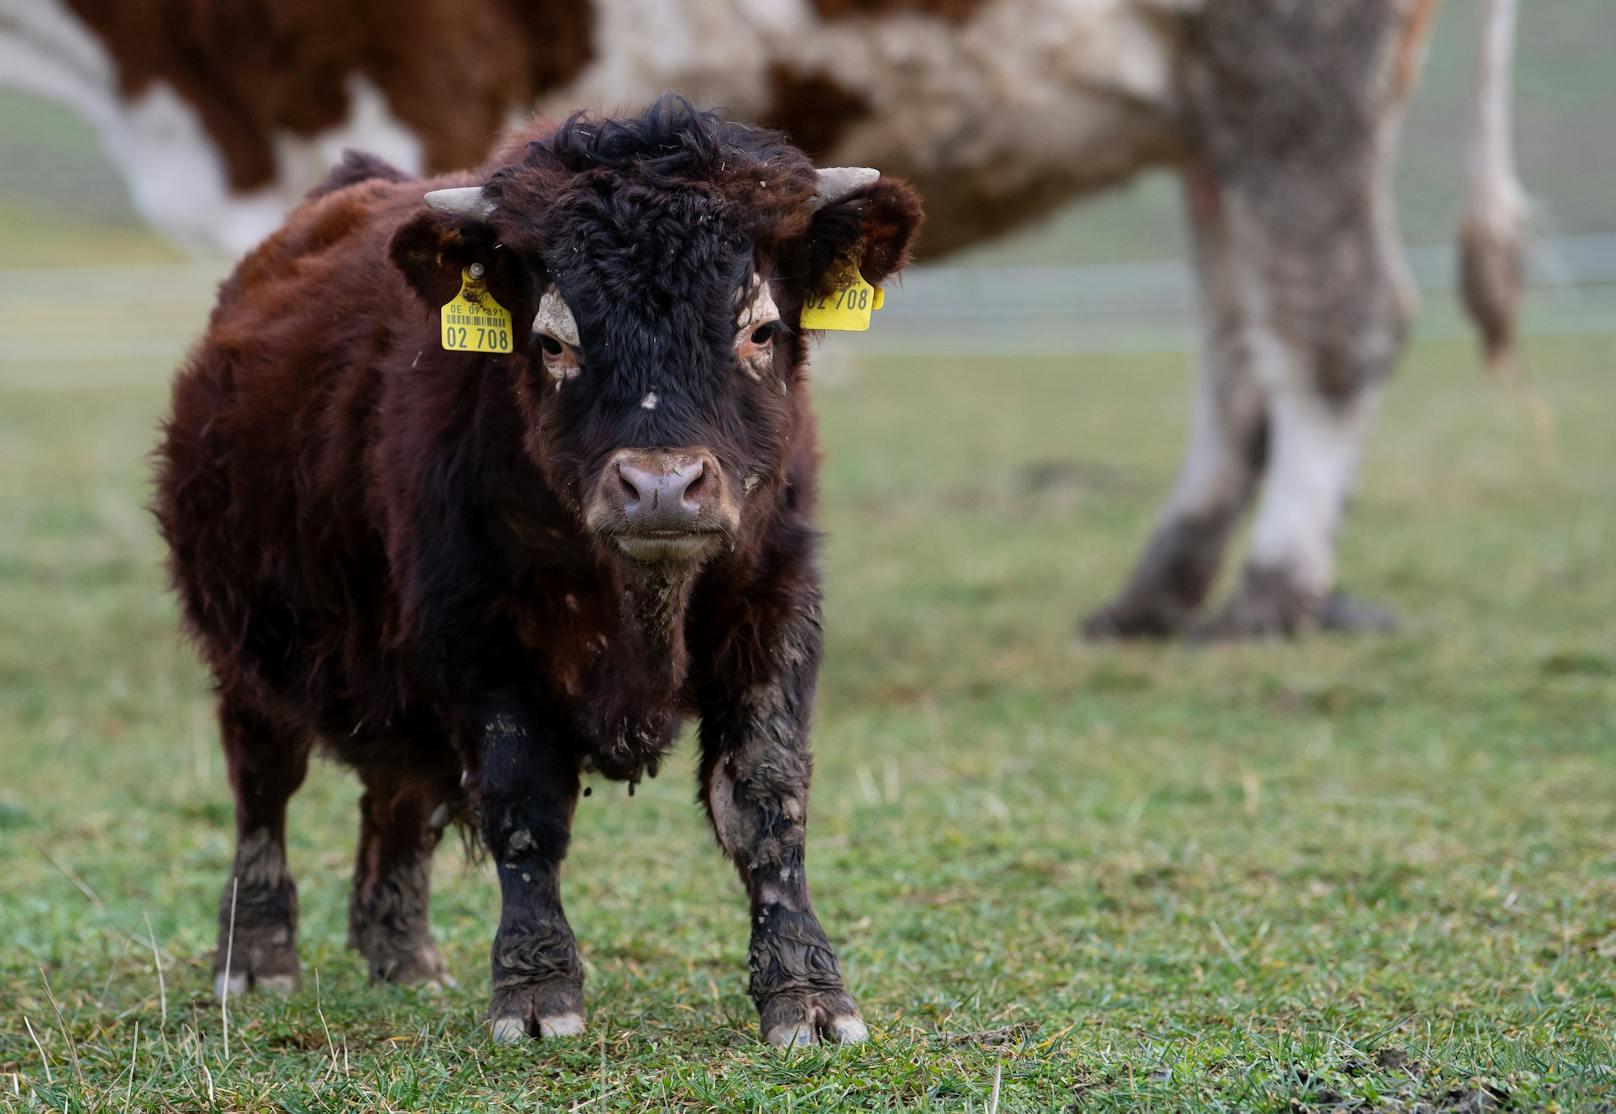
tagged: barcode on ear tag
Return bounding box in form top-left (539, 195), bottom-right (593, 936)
top-left (801, 270), bottom-right (876, 332)
top-left (441, 266), bottom-right (513, 353)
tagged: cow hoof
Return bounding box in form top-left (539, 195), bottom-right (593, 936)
top-left (767, 1022), bottom-right (817, 1047)
top-left (1319, 592), bottom-right (1400, 634)
top-left (364, 942), bottom-right (453, 990)
top-left (213, 931), bottom-right (301, 999)
top-left (489, 1012), bottom-right (586, 1043)
top-left (213, 968), bottom-right (299, 997)
top-left (1079, 602), bottom-right (1182, 642)
top-left (490, 1017), bottom-right (528, 1045)
top-left (760, 992), bottom-right (868, 1047)
top-left (213, 971), bottom-right (248, 999)
top-left (256, 974), bottom-right (300, 996)
top-left (765, 1014), bottom-right (869, 1047)
top-left (539, 1012), bottom-right (586, 1038)
top-left (829, 1015), bottom-right (870, 1044)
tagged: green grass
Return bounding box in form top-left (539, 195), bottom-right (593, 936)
top-left (2, 298), bottom-right (1614, 1111)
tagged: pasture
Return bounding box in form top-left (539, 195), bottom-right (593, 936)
top-left (1, 226), bottom-right (1612, 1110)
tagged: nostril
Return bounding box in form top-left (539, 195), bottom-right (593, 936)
top-left (616, 465), bottom-right (641, 504)
top-left (681, 462), bottom-right (707, 504)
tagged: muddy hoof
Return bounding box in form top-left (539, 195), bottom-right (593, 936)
top-left (362, 940), bottom-right (454, 990)
top-left (487, 981), bottom-right (586, 1043)
top-left (1318, 592), bottom-right (1400, 634)
top-left (760, 993), bottom-right (868, 1047)
top-left (1078, 601), bottom-right (1182, 642)
top-left (212, 921), bottom-right (301, 998)
top-left (1191, 567), bottom-right (1314, 641)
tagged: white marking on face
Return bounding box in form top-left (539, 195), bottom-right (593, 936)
top-left (735, 275), bottom-right (781, 378)
top-left (535, 286), bottom-right (580, 347)
top-left (640, 391), bottom-right (658, 410)
top-left (535, 286), bottom-right (583, 385)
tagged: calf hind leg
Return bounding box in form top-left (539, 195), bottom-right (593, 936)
top-left (348, 751), bottom-right (460, 988)
top-left (214, 697), bottom-right (310, 996)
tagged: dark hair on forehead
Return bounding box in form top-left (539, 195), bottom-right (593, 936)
top-left (537, 95), bottom-right (761, 178)
top-left (486, 95), bottom-right (819, 241)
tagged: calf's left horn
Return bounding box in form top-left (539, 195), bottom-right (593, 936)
top-left (423, 187), bottom-right (496, 220)
top-left (811, 167), bottom-right (880, 211)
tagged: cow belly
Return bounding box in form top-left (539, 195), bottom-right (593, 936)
top-left (546, 0), bottom-right (1188, 258)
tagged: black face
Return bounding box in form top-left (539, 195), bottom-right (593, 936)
top-left (519, 186), bottom-right (794, 568)
top-left (389, 99), bottom-right (924, 572)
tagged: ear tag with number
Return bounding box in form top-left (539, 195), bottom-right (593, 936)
top-left (441, 264), bottom-right (513, 353)
top-left (801, 260), bottom-right (879, 332)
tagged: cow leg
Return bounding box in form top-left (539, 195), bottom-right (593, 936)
top-left (348, 752), bottom-right (459, 988)
top-left (213, 697), bottom-right (310, 996)
top-left (1176, 0), bottom-right (1424, 639)
top-left (1203, 380), bottom-right (1396, 638)
top-left (698, 640), bottom-right (864, 1047)
top-left (1082, 162), bottom-right (1266, 640)
top-left (474, 693), bottom-right (585, 1042)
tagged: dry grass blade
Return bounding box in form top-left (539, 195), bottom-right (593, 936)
top-left (23, 1016), bottom-right (53, 1086)
top-left (144, 911), bottom-right (167, 1028)
top-left (40, 967), bottom-right (85, 1089)
top-left (221, 876), bottom-right (238, 1064)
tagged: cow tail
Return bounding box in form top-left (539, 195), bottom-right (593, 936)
top-left (1457, 0), bottom-right (1527, 379)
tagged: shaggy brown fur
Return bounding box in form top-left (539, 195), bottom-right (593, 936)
top-left (155, 99), bottom-right (922, 1043)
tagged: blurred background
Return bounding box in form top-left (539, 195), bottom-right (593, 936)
top-left (1, 2), bottom-right (1613, 1110)
top-left (3, 1), bottom-right (1615, 353)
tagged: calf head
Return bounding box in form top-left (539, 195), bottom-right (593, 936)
top-left (391, 98), bottom-right (921, 578)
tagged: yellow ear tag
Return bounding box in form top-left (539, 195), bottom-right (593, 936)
top-left (441, 264), bottom-right (513, 353)
top-left (801, 262), bottom-right (877, 332)
top-left (872, 286), bottom-right (885, 311)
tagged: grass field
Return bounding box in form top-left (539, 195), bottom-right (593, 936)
top-left (2, 269), bottom-right (1613, 1110)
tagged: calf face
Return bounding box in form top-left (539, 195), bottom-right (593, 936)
top-left (391, 99), bottom-right (921, 578)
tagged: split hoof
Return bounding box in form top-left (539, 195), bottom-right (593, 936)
top-left (489, 1011), bottom-right (586, 1043)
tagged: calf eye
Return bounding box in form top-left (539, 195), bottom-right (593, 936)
top-left (749, 322), bottom-right (776, 346)
top-left (538, 334), bottom-right (564, 357)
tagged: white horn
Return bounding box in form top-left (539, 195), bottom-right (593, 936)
top-left (811, 167), bottom-right (879, 211)
top-left (423, 187), bottom-right (495, 220)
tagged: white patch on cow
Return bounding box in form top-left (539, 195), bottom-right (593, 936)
top-left (548, 0), bottom-right (1184, 217)
top-left (0, 0), bottom-right (117, 118)
top-left (12, 0), bottom-right (1188, 255)
top-left (640, 391), bottom-right (658, 410)
top-left (1246, 382), bottom-right (1385, 599)
top-left (0, 10), bottom-right (422, 255)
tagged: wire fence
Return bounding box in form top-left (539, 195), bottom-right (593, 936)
top-left (2, 235), bottom-right (1613, 380)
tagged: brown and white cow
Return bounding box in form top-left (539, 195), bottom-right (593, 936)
top-left (4, 0), bottom-right (1524, 636)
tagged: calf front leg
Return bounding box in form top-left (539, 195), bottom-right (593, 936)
top-left (472, 692), bottom-right (585, 1042)
top-left (700, 671), bottom-right (865, 1046)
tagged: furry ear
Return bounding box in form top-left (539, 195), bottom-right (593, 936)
top-left (800, 178), bottom-right (924, 299)
top-left (389, 208), bottom-right (495, 309)
top-left (388, 206), bottom-right (536, 332)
